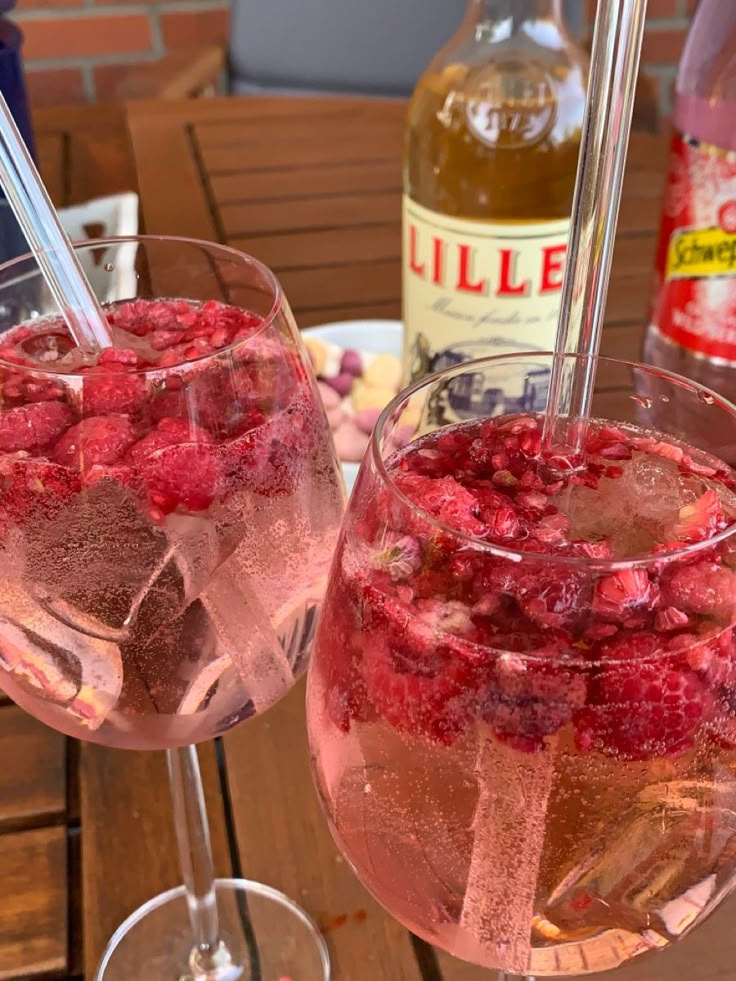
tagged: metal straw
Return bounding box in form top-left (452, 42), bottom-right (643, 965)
top-left (542, 0), bottom-right (649, 457)
top-left (0, 90), bottom-right (112, 351)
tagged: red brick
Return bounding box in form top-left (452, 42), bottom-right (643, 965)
top-left (19, 13), bottom-right (153, 60)
top-left (641, 27), bottom-right (688, 64)
top-left (25, 67), bottom-right (85, 108)
top-left (93, 62), bottom-right (137, 102)
top-left (160, 7), bottom-right (229, 50)
top-left (20, 0), bottom-right (83, 7)
top-left (646, 0), bottom-right (680, 16)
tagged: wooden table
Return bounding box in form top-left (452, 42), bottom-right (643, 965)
top-left (1, 95), bottom-right (735, 981)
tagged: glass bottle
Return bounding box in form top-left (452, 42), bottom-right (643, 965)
top-left (402, 0), bottom-right (588, 388)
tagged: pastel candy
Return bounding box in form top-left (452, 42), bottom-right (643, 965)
top-left (333, 418), bottom-right (370, 462)
top-left (351, 381), bottom-right (397, 412)
top-left (340, 348), bottom-right (363, 377)
top-left (363, 353), bottom-right (402, 390)
top-left (326, 403), bottom-right (345, 429)
top-left (353, 408), bottom-right (383, 434)
top-left (316, 380), bottom-right (341, 410)
top-left (304, 338), bottom-right (328, 376)
top-left (324, 372), bottom-right (354, 398)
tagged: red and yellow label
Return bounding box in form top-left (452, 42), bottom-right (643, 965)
top-left (402, 196), bottom-right (570, 384)
top-left (651, 131), bottom-right (736, 363)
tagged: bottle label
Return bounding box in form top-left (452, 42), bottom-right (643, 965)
top-left (652, 130), bottom-right (736, 363)
top-left (402, 195), bottom-right (570, 384)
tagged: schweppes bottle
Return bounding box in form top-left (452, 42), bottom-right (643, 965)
top-left (645, 0), bottom-right (736, 406)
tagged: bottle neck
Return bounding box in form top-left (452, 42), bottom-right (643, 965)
top-left (468, 0), bottom-right (564, 33)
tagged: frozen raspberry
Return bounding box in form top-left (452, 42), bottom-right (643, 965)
top-left (355, 577), bottom-right (495, 741)
top-left (575, 632), bottom-right (708, 760)
top-left (53, 415), bottom-right (138, 470)
top-left (517, 571), bottom-right (588, 629)
top-left (126, 417), bottom-right (214, 466)
top-left (481, 631), bottom-right (587, 750)
top-left (360, 632), bottom-right (489, 743)
top-left (592, 568), bottom-right (655, 619)
top-left (81, 363), bottom-right (146, 416)
top-left (228, 401), bottom-right (312, 497)
top-left (661, 560), bottom-right (736, 620)
top-left (673, 629), bottom-right (736, 691)
top-left (671, 488), bottom-right (725, 543)
top-left (0, 457), bottom-right (80, 526)
top-left (393, 473), bottom-right (485, 540)
top-left (142, 441), bottom-right (221, 514)
top-left (0, 401), bottom-right (73, 453)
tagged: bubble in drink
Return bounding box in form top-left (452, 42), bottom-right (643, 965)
top-left (307, 413), bottom-right (736, 976)
top-left (0, 298), bottom-right (343, 749)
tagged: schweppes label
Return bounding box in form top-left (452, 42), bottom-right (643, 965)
top-left (651, 131), bottom-right (736, 363)
top-left (666, 226), bottom-right (736, 280)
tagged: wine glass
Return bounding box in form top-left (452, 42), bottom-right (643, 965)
top-left (0, 236), bottom-right (344, 980)
top-left (307, 351), bottom-right (736, 979)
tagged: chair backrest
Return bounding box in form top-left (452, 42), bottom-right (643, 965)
top-left (228, 0), bottom-right (468, 96)
top-left (229, 1), bottom-right (586, 97)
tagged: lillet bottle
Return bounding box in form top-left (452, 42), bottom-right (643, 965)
top-left (402, 0), bottom-right (588, 386)
top-left (645, 0), bottom-right (736, 405)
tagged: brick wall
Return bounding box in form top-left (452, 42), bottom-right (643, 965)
top-left (11, 0), bottom-right (698, 111)
top-left (11, 0), bottom-right (230, 107)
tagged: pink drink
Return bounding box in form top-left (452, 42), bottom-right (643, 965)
top-left (0, 299), bottom-right (343, 749)
top-left (645, 1), bottom-right (736, 407)
top-left (308, 414), bottom-right (736, 976)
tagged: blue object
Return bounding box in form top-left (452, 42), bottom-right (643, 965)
top-left (0, 7), bottom-right (35, 265)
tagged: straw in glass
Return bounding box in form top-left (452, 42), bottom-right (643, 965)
top-left (0, 90), bottom-right (112, 352)
top-left (542, 0), bottom-right (649, 459)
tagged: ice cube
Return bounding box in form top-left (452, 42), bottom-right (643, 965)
top-left (556, 452), bottom-right (702, 558)
top-left (0, 577), bottom-right (122, 729)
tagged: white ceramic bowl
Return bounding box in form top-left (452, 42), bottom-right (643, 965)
top-left (302, 319), bottom-right (402, 495)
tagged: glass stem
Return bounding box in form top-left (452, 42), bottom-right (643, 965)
top-left (498, 975), bottom-right (537, 981)
top-left (167, 745), bottom-right (234, 978)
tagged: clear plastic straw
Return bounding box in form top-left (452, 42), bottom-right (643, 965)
top-left (542, 0), bottom-right (649, 457)
top-left (0, 91), bottom-right (112, 352)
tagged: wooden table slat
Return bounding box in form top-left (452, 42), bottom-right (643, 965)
top-left (0, 707), bottom-right (66, 833)
top-left (0, 826), bottom-right (68, 981)
top-left (220, 190), bottom-right (402, 239)
top-left (224, 684), bottom-right (425, 981)
top-left (80, 743), bottom-right (232, 973)
top-left (211, 161), bottom-right (402, 205)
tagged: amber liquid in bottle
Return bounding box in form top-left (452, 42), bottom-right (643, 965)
top-left (402, 0), bottom-right (588, 391)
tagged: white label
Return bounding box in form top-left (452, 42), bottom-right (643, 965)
top-left (402, 195), bottom-right (571, 383)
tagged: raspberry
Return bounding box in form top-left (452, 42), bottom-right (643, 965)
top-left (517, 571), bottom-right (588, 629)
top-left (592, 568), bottom-right (655, 619)
top-left (142, 441), bottom-right (221, 514)
top-left (661, 561), bottom-right (736, 620)
top-left (356, 578), bottom-right (493, 741)
top-left (0, 401), bottom-right (73, 453)
top-left (481, 631), bottom-right (587, 750)
top-left (82, 365), bottom-right (146, 416)
top-left (126, 417), bottom-right (214, 466)
top-left (360, 632), bottom-right (488, 744)
top-left (0, 458), bottom-right (80, 526)
top-left (230, 403), bottom-right (311, 497)
top-left (575, 632), bottom-right (708, 760)
top-left (393, 473), bottom-right (485, 540)
top-left (676, 629), bottom-right (736, 690)
top-left (671, 488), bottom-right (725, 543)
top-left (53, 415), bottom-right (138, 470)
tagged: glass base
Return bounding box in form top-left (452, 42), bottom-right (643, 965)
top-left (94, 877), bottom-right (331, 981)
